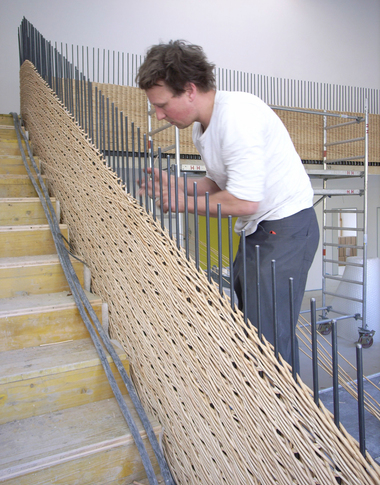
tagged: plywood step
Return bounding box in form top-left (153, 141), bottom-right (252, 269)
top-left (0, 291), bottom-right (102, 351)
top-left (0, 174), bottom-right (46, 198)
top-left (0, 254), bottom-right (84, 298)
top-left (0, 155), bottom-right (39, 175)
top-left (0, 114), bottom-right (13, 125)
top-left (0, 198), bottom-right (57, 225)
top-left (0, 133), bottom-right (19, 144)
top-left (0, 224), bottom-right (68, 258)
top-left (0, 144), bottom-right (26, 157)
top-left (0, 338), bottom-right (130, 424)
top-left (0, 396), bottom-right (161, 485)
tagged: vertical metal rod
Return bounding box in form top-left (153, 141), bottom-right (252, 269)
top-left (144, 135), bottom-right (149, 210)
top-left (271, 260), bottom-right (278, 359)
top-left (83, 74), bottom-right (87, 134)
top-left (120, 112), bottom-right (124, 186)
top-left (125, 116), bottom-right (129, 193)
top-left (217, 204), bottom-right (223, 295)
top-left (106, 97), bottom-right (110, 167)
top-left (289, 277), bottom-right (296, 380)
top-left (158, 148), bottom-right (164, 228)
top-left (80, 72), bottom-right (84, 128)
top-left (102, 95), bottom-right (105, 159)
top-left (115, 106), bottom-right (119, 179)
top-left (183, 173), bottom-right (189, 260)
top-left (206, 193), bottom-right (211, 282)
top-left (97, 89), bottom-right (101, 152)
top-left (111, 102), bottom-right (115, 172)
top-left (88, 80), bottom-right (93, 142)
top-left (362, 99), bottom-right (369, 331)
top-left (228, 216), bottom-right (234, 309)
top-left (137, 128), bottom-right (143, 207)
top-left (356, 343), bottom-right (366, 456)
top-left (174, 164), bottom-right (180, 250)
top-left (131, 122), bottom-right (136, 199)
top-left (150, 139), bottom-right (156, 221)
top-left (167, 160), bottom-right (172, 238)
top-left (255, 245), bottom-right (261, 339)
top-left (193, 182), bottom-right (199, 270)
top-left (241, 230), bottom-right (247, 325)
top-left (310, 298), bottom-right (319, 405)
top-left (331, 319), bottom-right (340, 428)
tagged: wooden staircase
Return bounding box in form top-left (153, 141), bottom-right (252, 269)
top-left (0, 114), bottom-right (162, 485)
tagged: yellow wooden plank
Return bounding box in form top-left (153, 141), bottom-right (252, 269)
top-left (0, 255), bottom-right (84, 298)
top-left (0, 396), bottom-right (160, 485)
top-left (0, 291), bottom-right (102, 351)
top-left (0, 175), bottom-right (41, 198)
top-left (0, 198), bottom-right (56, 225)
top-left (0, 341), bottom-right (130, 423)
top-left (0, 224), bottom-right (68, 257)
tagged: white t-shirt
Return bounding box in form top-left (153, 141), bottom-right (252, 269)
top-left (192, 91), bottom-right (314, 236)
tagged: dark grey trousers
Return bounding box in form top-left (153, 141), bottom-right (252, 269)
top-left (233, 207), bottom-right (319, 375)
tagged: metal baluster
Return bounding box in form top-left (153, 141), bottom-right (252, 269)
top-left (131, 122), bottom-right (136, 199)
top-left (206, 193), bottom-right (211, 282)
top-left (331, 320), bottom-right (340, 428)
top-left (310, 298), bottom-right (319, 405)
top-left (228, 215), bottom-right (234, 309)
top-left (125, 116), bottom-right (129, 193)
top-left (193, 182), bottom-right (199, 270)
top-left (256, 245), bottom-right (261, 340)
top-left (174, 164), bottom-right (180, 250)
top-left (217, 204), bottom-right (223, 295)
top-left (289, 277), bottom-right (296, 380)
top-left (356, 343), bottom-right (366, 456)
top-left (271, 260), bottom-right (278, 359)
top-left (158, 148), bottom-right (164, 229)
top-left (183, 173), bottom-right (189, 260)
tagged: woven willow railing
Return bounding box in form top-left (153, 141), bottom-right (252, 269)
top-left (20, 60), bottom-right (380, 485)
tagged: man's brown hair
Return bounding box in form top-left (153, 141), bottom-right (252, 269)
top-left (136, 40), bottom-right (216, 95)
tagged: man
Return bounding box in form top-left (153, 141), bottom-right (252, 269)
top-left (137, 40), bottom-right (319, 374)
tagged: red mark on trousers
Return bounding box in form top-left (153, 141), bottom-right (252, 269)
top-left (270, 230), bottom-right (276, 235)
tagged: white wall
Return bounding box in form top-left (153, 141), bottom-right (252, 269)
top-left (1, 0), bottom-right (380, 114)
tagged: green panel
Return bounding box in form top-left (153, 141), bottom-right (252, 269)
top-left (197, 216), bottom-right (240, 272)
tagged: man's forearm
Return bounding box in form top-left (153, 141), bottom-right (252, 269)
top-left (186, 189), bottom-right (259, 217)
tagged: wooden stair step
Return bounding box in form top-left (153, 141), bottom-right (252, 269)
top-left (0, 395), bottom-right (161, 485)
top-left (0, 290), bottom-right (102, 351)
top-left (0, 134), bottom-right (20, 144)
top-left (0, 115), bottom-right (14, 125)
top-left (0, 224), bottom-right (68, 258)
top-left (0, 198), bottom-right (57, 225)
top-left (0, 156), bottom-right (39, 175)
top-left (0, 145), bottom-right (24, 157)
top-left (0, 174), bottom-right (46, 198)
top-left (0, 254), bottom-right (84, 298)
top-left (0, 338), bottom-right (130, 424)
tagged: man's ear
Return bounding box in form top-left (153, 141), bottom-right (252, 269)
top-left (185, 82), bottom-right (197, 101)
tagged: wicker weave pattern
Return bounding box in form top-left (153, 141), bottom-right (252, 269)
top-left (89, 83), bottom-right (380, 165)
top-left (20, 61), bottom-right (380, 485)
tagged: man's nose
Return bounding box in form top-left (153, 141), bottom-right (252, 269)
top-left (155, 107), bottom-right (166, 121)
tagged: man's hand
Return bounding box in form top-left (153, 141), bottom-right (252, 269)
top-left (138, 168), bottom-right (258, 217)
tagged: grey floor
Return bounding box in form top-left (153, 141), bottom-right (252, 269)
top-left (299, 284), bottom-right (380, 464)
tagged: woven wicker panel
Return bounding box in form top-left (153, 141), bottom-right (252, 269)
top-left (91, 83), bottom-right (197, 156)
top-left (62, 80), bottom-right (380, 165)
top-left (20, 61), bottom-right (380, 485)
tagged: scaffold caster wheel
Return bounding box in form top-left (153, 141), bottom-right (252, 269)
top-left (318, 322), bottom-right (332, 336)
top-left (357, 329), bottom-right (375, 349)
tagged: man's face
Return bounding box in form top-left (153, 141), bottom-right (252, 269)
top-left (146, 82), bottom-right (196, 129)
